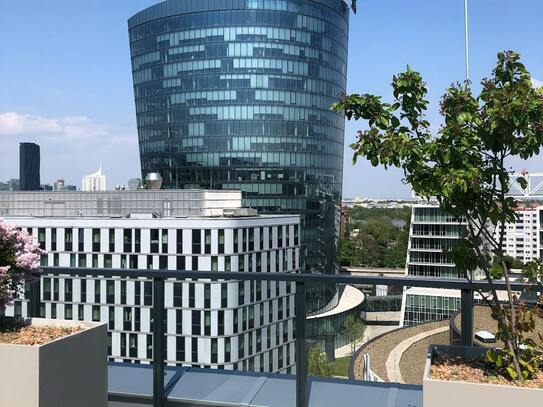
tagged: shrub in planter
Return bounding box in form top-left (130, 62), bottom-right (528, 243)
top-left (0, 221), bottom-right (107, 406)
top-left (333, 51), bottom-right (543, 381)
top-left (0, 317), bottom-right (108, 407)
top-left (0, 219), bottom-right (42, 312)
top-left (424, 345), bottom-right (543, 407)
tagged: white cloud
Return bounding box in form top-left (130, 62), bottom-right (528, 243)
top-left (0, 111), bottom-right (140, 187)
top-left (532, 78), bottom-right (543, 89)
top-left (0, 112), bottom-right (107, 139)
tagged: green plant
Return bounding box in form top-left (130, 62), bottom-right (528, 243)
top-left (307, 346), bottom-right (332, 377)
top-left (344, 314), bottom-right (365, 356)
top-left (332, 51), bottom-right (543, 381)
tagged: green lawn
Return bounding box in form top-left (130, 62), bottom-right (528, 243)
top-left (329, 356), bottom-right (351, 378)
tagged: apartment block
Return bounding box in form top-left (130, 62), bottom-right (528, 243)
top-left (402, 202), bottom-right (543, 326)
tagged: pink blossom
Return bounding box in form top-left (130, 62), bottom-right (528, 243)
top-left (0, 219), bottom-right (44, 311)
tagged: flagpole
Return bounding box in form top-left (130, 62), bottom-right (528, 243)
top-left (464, 0), bottom-right (470, 81)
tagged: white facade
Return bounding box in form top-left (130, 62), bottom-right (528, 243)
top-left (494, 207), bottom-right (539, 264)
top-left (401, 203), bottom-right (543, 326)
top-left (400, 205), bottom-right (463, 326)
top-left (4, 215), bottom-right (300, 373)
top-left (82, 166), bottom-right (107, 191)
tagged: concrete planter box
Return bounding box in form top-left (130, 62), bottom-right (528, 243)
top-left (423, 345), bottom-right (543, 407)
top-left (0, 317), bottom-right (108, 407)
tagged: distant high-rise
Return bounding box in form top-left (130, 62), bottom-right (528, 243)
top-left (19, 142), bottom-right (40, 191)
top-left (82, 166), bottom-right (106, 191)
top-left (127, 178), bottom-right (142, 190)
top-left (128, 0), bottom-right (349, 296)
top-left (53, 179), bottom-right (65, 191)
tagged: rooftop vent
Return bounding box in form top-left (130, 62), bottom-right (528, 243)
top-left (475, 330), bottom-right (496, 343)
top-left (144, 173), bottom-right (163, 189)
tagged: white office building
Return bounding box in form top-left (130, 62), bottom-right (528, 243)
top-left (82, 166), bottom-right (107, 191)
top-left (2, 190), bottom-right (300, 373)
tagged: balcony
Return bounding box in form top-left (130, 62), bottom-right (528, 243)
top-left (14, 267), bottom-right (543, 407)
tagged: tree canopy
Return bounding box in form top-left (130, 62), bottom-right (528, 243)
top-left (333, 51), bottom-right (543, 380)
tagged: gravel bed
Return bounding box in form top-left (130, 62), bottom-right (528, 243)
top-left (0, 325), bottom-right (83, 345)
top-left (453, 305), bottom-right (543, 348)
top-left (354, 306), bottom-right (543, 383)
top-left (399, 331), bottom-right (449, 384)
top-left (353, 320), bottom-right (449, 381)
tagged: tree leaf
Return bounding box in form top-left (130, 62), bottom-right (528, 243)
top-left (516, 176), bottom-right (528, 190)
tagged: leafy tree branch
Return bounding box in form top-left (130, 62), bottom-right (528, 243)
top-left (333, 51), bottom-right (543, 380)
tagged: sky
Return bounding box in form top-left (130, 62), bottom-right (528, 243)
top-left (0, 0), bottom-right (542, 197)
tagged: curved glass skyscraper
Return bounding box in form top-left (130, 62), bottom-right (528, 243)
top-left (129, 0), bottom-right (348, 290)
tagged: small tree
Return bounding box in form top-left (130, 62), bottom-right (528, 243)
top-left (345, 314), bottom-right (365, 356)
top-left (332, 51), bottom-right (543, 381)
top-left (307, 346), bottom-right (332, 377)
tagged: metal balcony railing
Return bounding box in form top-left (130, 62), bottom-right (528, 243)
top-left (23, 267), bottom-right (543, 407)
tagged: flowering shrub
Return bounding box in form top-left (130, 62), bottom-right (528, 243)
top-left (0, 220), bottom-right (42, 311)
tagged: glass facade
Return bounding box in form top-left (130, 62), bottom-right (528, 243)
top-left (128, 1), bottom-right (349, 300)
top-left (402, 205), bottom-right (463, 326)
top-left (403, 291), bottom-right (461, 326)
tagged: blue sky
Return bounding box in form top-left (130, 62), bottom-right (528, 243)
top-left (0, 0), bottom-right (542, 197)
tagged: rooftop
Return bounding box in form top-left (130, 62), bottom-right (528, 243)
top-left (0, 189), bottom-right (246, 218)
top-left (108, 363), bottom-right (422, 407)
top-left (354, 305), bottom-right (543, 385)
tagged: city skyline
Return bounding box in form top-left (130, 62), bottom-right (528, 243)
top-left (1, 0), bottom-right (542, 197)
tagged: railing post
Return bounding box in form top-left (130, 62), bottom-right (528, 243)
top-left (153, 277), bottom-right (165, 407)
top-left (28, 276), bottom-right (41, 318)
top-left (295, 281), bottom-right (307, 407)
top-left (460, 288), bottom-right (474, 346)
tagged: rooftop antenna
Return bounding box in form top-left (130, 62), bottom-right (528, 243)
top-left (464, 0), bottom-right (470, 81)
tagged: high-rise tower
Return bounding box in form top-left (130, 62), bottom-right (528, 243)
top-left (128, 1), bottom-right (349, 304)
top-left (19, 142), bottom-right (40, 191)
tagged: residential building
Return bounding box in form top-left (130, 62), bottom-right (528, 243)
top-left (53, 179), bottom-right (77, 191)
top-left (19, 142), bottom-right (40, 191)
top-left (82, 166), bottom-right (107, 191)
top-left (494, 204), bottom-right (539, 264)
top-left (2, 189), bottom-right (300, 373)
top-left (128, 0), bottom-right (349, 293)
top-left (0, 178), bottom-right (20, 191)
top-left (401, 202), bottom-right (543, 326)
top-left (401, 204), bottom-right (464, 326)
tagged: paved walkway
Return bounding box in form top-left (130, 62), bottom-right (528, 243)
top-left (334, 324), bottom-right (399, 358)
top-left (385, 326), bottom-right (448, 383)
